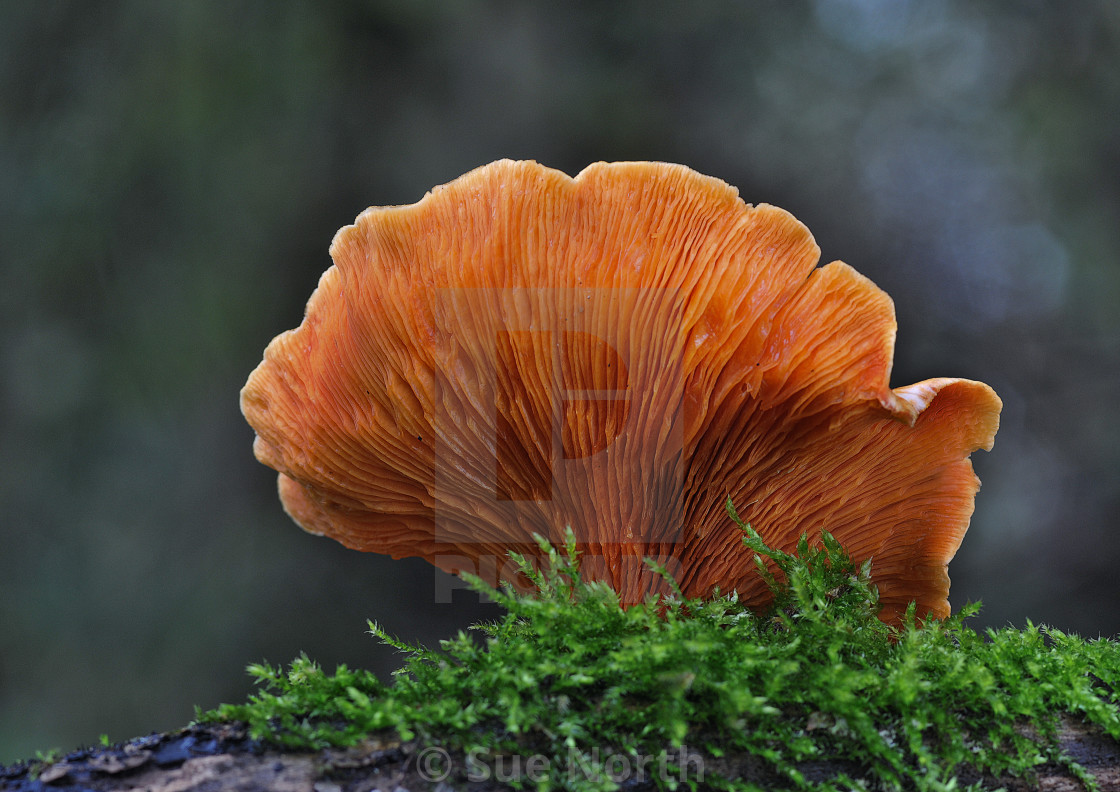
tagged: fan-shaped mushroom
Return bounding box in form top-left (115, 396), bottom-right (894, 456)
top-left (242, 160), bottom-right (1001, 622)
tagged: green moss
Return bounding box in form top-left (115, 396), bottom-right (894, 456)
top-left (200, 501), bottom-right (1120, 791)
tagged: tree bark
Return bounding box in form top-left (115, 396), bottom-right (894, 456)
top-left (3, 717), bottom-right (1117, 792)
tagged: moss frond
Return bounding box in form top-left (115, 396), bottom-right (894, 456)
top-left (200, 505), bottom-right (1120, 791)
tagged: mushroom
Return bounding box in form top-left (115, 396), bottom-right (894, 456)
top-left (242, 160), bottom-right (1001, 623)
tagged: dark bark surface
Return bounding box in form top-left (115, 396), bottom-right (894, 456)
top-left (2, 718), bottom-right (1118, 791)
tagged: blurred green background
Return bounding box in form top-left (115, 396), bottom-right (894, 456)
top-left (2, 0), bottom-right (1118, 764)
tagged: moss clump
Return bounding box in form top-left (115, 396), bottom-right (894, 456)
top-left (200, 501), bottom-right (1120, 791)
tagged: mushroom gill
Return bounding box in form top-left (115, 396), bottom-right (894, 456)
top-left (241, 160), bottom-right (1002, 622)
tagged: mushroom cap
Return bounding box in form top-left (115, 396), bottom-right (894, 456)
top-left (242, 160), bottom-right (1001, 622)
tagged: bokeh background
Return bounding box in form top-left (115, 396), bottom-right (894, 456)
top-left (2, 0), bottom-right (1118, 764)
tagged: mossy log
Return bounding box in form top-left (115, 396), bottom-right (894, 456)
top-left (4, 717), bottom-right (1118, 792)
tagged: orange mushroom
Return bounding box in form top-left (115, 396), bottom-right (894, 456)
top-left (242, 160), bottom-right (1001, 623)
